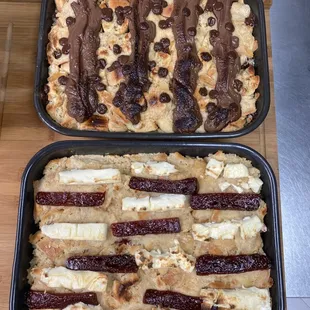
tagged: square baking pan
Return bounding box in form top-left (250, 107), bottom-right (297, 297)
top-left (34, 0), bottom-right (270, 139)
top-left (10, 141), bottom-right (284, 309)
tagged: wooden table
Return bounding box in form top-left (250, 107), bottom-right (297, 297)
top-left (0, 0), bottom-right (276, 308)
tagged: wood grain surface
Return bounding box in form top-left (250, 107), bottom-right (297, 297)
top-left (0, 1), bottom-right (276, 309)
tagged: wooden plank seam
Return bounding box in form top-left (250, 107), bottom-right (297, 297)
top-left (0, 23), bottom-right (12, 131)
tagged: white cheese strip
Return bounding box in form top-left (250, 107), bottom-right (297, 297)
top-left (200, 287), bottom-right (271, 310)
top-left (135, 240), bottom-right (195, 273)
top-left (122, 196), bottom-right (150, 211)
top-left (41, 223), bottom-right (108, 241)
top-left (38, 267), bottom-right (108, 292)
top-left (122, 194), bottom-right (186, 212)
top-left (248, 176), bottom-right (263, 193)
top-left (205, 158), bottom-right (224, 179)
top-left (59, 169), bottom-right (121, 184)
top-left (192, 221), bottom-right (239, 240)
top-left (239, 215), bottom-right (267, 239)
top-left (131, 161), bottom-right (177, 176)
top-left (150, 194), bottom-right (187, 211)
top-left (223, 163), bottom-right (249, 179)
top-left (192, 215), bottom-right (266, 241)
top-left (63, 303), bottom-right (103, 310)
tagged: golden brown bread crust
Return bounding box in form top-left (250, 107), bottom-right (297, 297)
top-left (29, 151), bottom-right (271, 309)
top-left (45, 0), bottom-right (260, 133)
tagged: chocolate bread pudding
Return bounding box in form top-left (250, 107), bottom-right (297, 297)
top-left (45, 0), bottom-right (260, 133)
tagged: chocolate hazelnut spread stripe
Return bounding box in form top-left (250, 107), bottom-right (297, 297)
top-left (25, 291), bottom-right (98, 309)
top-left (112, 0), bottom-right (156, 124)
top-left (171, 0), bottom-right (203, 133)
top-left (35, 192), bottom-right (105, 207)
top-left (66, 254), bottom-right (138, 273)
top-left (204, 0), bottom-right (242, 132)
top-left (111, 218), bottom-right (181, 237)
top-left (65, 0), bottom-right (102, 123)
top-left (196, 254), bottom-right (271, 276)
top-left (190, 193), bottom-right (261, 211)
top-left (143, 289), bottom-right (203, 310)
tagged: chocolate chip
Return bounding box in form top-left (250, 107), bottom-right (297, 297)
top-left (162, 1), bottom-right (168, 7)
top-left (196, 5), bottom-right (204, 15)
top-left (123, 6), bottom-right (132, 15)
top-left (208, 17), bottom-right (216, 27)
top-left (158, 20), bottom-right (168, 29)
top-left (108, 61), bottom-right (121, 72)
top-left (66, 17), bottom-right (75, 26)
top-left (159, 92), bottom-right (171, 103)
top-left (154, 42), bottom-right (163, 52)
top-left (113, 44), bottom-right (122, 55)
top-left (210, 29), bottom-right (219, 38)
top-left (116, 6), bottom-right (123, 13)
top-left (140, 22), bottom-right (149, 30)
top-left (182, 7), bottom-right (191, 16)
top-left (205, 5), bottom-right (213, 12)
top-left (199, 87), bottom-right (208, 96)
top-left (44, 84), bottom-right (50, 94)
top-left (201, 52), bottom-right (212, 62)
top-left (231, 36), bottom-right (239, 48)
top-left (245, 12), bottom-right (256, 27)
top-left (53, 49), bottom-right (62, 59)
top-left (207, 102), bottom-right (216, 113)
top-left (101, 7), bottom-right (113, 22)
top-left (228, 51), bottom-right (237, 60)
top-left (58, 76), bottom-right (68, 86)
top-left (62, 44), bottom-right (70, 55)
top-left (152, 5), bottom-right (163, 15)
top-left (233, 79), bottom-right (243, 92)
top-left (115, 6), bottom-right (125, 25)
top-left (97, 103), bottom-right (108, 114)
top-left (209, 89), bottom-right (218, 99)
top-left (160, 38), bottom-right (170, 48)
top-left (59, 37), bottom-right (68, 46)
top-left (166, 17), bottom-right (174, 26)
top-left (214, 2), bottom-right (224, 11)
top-left (122, 64), bottom-right (131, 75)
top-left (118, 55), bottom-right (130, 65)
top-left (96, 83), bottom-right (106, 91)
top-left (187, 27), bottom-right (197, 36)
top-left (148, 60), bottom-right (156, 71)
top-left (158, 67), bottom-right (168, 78)
top-left (99, 59), bottom-right (107, 69)
top-left (119, 82), bottom-right (126, 91)
top-left (225, 22), bottom-right (235, 32)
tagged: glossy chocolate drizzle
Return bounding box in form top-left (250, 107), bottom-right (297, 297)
top-left (204, 0), bottom-right (242, 132)
top-left (65, 0), bottom-right (102, 122)
top-left (112, 0), bottom-right (156, 124)
top-left (171, 0), bottom-right (203, 133)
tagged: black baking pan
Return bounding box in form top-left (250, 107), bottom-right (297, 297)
top-left (34, 0), bottom-right (270, 139)
top-left (10, 141), bottom-right (285, 309)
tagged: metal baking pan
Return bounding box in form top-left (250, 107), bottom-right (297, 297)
top-left (34, 0), bottom-right (270, 139)
top-left (10, 141), bottom-right (284, 309)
